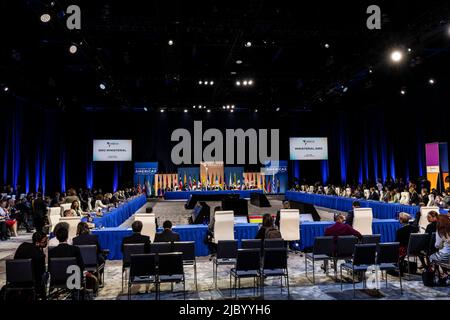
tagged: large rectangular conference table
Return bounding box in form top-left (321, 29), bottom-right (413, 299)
top-left (92, 219), bottom-right (401, 260)
top-left (91, 195), bottom-right (147, 228)
top-left (164, 189), bottom-right (263, 200)
top-left (285, 191), bottom-right (421, 219)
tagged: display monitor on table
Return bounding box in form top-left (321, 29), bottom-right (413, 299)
top-left (289, 137), bottom-right (328, 160)
top-left (93, 139), bottom-right (132, 161)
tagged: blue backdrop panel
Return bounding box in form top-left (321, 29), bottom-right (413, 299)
top-left (134, 162), bottom-right (158, 196)
top-left (261, 160), bottom-right (288, 193)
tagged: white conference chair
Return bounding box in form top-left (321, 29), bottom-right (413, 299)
top-left (59, 216), bottom-right (82, 243)
top-left (335, 187), bottom-right (341, 196)
top-left (363, 189), bottom-right (370, 199)
top-left (213, 210), bottom-right (235, 243)
top-left (308, 186), bottom-right (315, 193)
top-left (418, 206), bottom-right (439, 234)
top-left (48, 207), bottom-right (62, 232)
top-left (399, 192), bottom-right (410, 205)
top-left (60, 203), bottom-right (72, 216)
top-left (134, 213), bottom-right (156, 242)
top-left (427, 194), bottom-right (435, 207)
top-left (324, 186), bottom-right (329, 194)
top-left (87, 197), bottom-right (92, 211)
top-left (345, 188), bottom-right (352, 197)
top-left (279, 209), bottom-right (300, 241)
top-left (352, 208), bottom-right (373, 235)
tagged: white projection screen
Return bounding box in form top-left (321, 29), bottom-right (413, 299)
top-left (93, 140), bottom-right (132, 161)
top-left (289, 137), bottom-right (328, 160)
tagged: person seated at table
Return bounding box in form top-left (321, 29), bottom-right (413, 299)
top-left (345, 201), bottom-right (360, 227)
top-left (396, 212), bottom-right (419, 263)
top-left (255, 213), bottom-right (278, 240)
top-left (429, 215), bottom-right (450, 284)
top-left (63, 209), bottom-right (76, 217)
top-left (49, 222), bottom-right (84, 271)
top-left (63, 188), bottom-right (80, 204)
top-left (71, 200), bottom-right (85, 217)
top-left (121, 220), bottom-right (151, 253)
top-left (73, 222), bottom-right (105, 280)
top-left (14, 231), bottom-right (48, 299)
top-left (94, 195), bottom-right (108, 211)
top-left (368, 187), bottom-right (380, 201)
top-left (154, 220), bottom-right (180, 243)
top-left (324, 213), bottom-right (362, 241)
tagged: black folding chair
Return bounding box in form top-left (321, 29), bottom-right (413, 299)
top-left (241, 239), bottom-right (262, 251)
top-left (264, 239), bottom-right (285, 249)
top-left (213, 240), bottom-right (238, 289)
top-left (305, 236), bottom-right (334, 283)
top-left (150, 242), bottom-right (172, 254)
top-left (4, 259), bottom-right (36, 300)
top-left (361, 234), bottom-right (381, 244)
top-left (77, 245), bottom-right (105, 286)
top-left (128, 254), bottom-right (157, 300)
top-left (340, 244), bottom-right (377, 297)
top-left (230, 249), bottom-right (261, 299)
top-left (173, 241), bottom-right (197, 291)
top-left (376, 242), bottom-right (403, 294)
top-left (406, 233), bottom-right (429, 280)
top-left (261, 248), bottom-right (289, 297)
top-left (156, 252), bottom-right (185, 300)
top-left (48, 257), bottom-right (83, 300)
top-left (427, 232), bottom-right (437, 256)
top-left (122, 243), bottom-right (145, 292)
top-left (333, 235), bottom-right (358, 278)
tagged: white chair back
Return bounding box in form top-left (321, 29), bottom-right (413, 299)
top-left (324, 186), bottom-right (329, 194)
top-left (427, 194), bottom-right (435, 207)
top-left (279, 209), bottom-right (300, 241)
top-left (352, 208), bottom-right (373, 235)
top-left (418, 207), bottom-right (439, 234)
top-left (308, 186), bottom-right (315, 193)
top-left (59, 217), bottom-right (82, 242)
top-left (335, 187), bottom-right (341, 196)
top-left (134, 213), bottom-right (156, 242)
top-left (48, 207), bottom-right (62, 232)
top-left (400, 192), bottom-right (410, 205)
top-left (345, 188), bottom-right (352, 197)
top-left (60, 203), bottom-right (72, 216)
top-left (213, 210), bottom-right (235, 243)
top-left (87, 197), bottom-right (92, 211)
top-left (363, 189), bottom-right (370, 199)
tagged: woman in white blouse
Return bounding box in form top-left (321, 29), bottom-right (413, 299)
top-left (94, 194), bottom-right (108, 211)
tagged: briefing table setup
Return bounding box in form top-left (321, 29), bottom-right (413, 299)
top-left (163, 189), bottom-right (263, 200)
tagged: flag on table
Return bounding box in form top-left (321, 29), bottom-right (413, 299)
top-left (277, 177), bottom-right (280, 193)
top-left (183, 172), bottom-right (187, 186)
top-left (179, 178), bottom-right (183, 190)
top-left (189, 175), bottom-right (192, 189)
top-left (234, 173), bottom-right (236, 185)
top-left (229, 174), bottom-right (232, 187)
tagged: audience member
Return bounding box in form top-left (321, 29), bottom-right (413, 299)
top-left (154, 220), bottom-right (180, 242)
top-left (121, 220), bottom-right (151, 253)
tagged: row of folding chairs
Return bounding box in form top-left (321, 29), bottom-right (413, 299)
top-left (122, 241), bottom-right (197, 295)
top-left (4, 244), bottom-right (105, 300)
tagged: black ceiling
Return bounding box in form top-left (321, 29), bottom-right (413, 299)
top-left (2, 0), bottom-right (450, 112)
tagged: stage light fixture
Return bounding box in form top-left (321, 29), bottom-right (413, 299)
top-left (198, 81), bottom-right (202, 85)
top-left (255, 109), bottom-right (258, 112)
top-left (369, 68), bottom-right (373, 74)
top-left (99, 83), bottom-right (106, 90)
top-left (429, 78), bottom-right (435, 85)
top-left (3, 86), bottom-right (9, 92)
top-left (236, 60), bottom-right (242, 64)
top-left (207, 109), bottom-right (211, 113)
top-left (69, 45), bottom-right (77, 54)
top-left (226, 105), bottom-right (230, 109)
top-left (210, 81), bottom-right (214, 85)
top-left (400, 89), bottom-right (406, 95)
top-left (231, 105), bottom-right (235, 109)
top-left (222, 106), bottom-right (226, 109)
top-left (144, 107), bottom-right (148, 111)
top-left (40, 13), bottom-right (51, 23)
top-left (230, 109), bottom-right (234, 113)
top-left (342, 86), bottom-right (348, 93)
top-left (245, 41), bottom-right (252, 47)
top-left (236, 81), bottom-right (241, 86)
top-left (160, 109), bottom-right (164, 112)
top-left (243, 80), bottom-right (248, 86)
top-left (248, 80), bottom-right (253, 85)
top-left (407, 48), bottom-right (412, 53)
top-left (184, 109), bottom-right (188, 113)
top-left (390, 50), bottom-right (403, 63)
top-left (324, 43), bottom-right (330, 49)
top-left (204, 81), bottom-right (209, 86)
top-left (275, 107), bottom-right (280, 112)
top-left (168, 40), bottom-right (174, 46)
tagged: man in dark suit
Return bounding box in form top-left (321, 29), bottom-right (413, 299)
top-left (48, 222), bottom-right (84, 271)
top-left (14, 231), bottom-right (48, 298)
top-left (345, 201), bottom-right (360, 227)
top-left (121, 220), bottom-right (151, 253)
top-left (154, 220), bottom-right (180, 243)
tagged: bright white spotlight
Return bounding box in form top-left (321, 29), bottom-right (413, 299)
top-left (236, 60), bottom-right (242, 64)
top-left (407, 48), bottom-right (412, 53)
top-left (390, 50), bottom-right (403, 63)
top-left (231, 105), bottom-right (235, 109)
top-left (230, 109), bottom-right (234, 113)
top-left (40, 13), bottom-right (51, 23)
top-left (429, 78), bottom-right (435, 85)
top-left (243, 80), bottom-right (248, 86)
top-left (168, 40), bottom-right (174, 46)
top-left (184, 109), bottom-right (188, 113)
top-left (400, 89), bottom-right (406, 95)
top-left (198, 105), bottom-right (202, 109)
top-left (69, 45), bottom-right (77, 54)
top-left (198, 81), bottom-right (202, 85)
top-left (342, 87), bottom-right (348, 93)
top-left (255, 109), bottom-right (258, 113)
top-left (226, 105), bottom-right (230, 109)
top-left (99, 83), bottom-right (106, 90)
top-left (144, 107), bottom-right (148, 111)
top-left (210, 81), bottom-right (214, 85)
top-left (245, 41), bottom-right (252, 47)
top-left (324, 43), bottom-right (330, 49)
top-left (3, 86), bottom-right (9, 92)
top-left (222, 106), bottom-right (226, 109)
top-left (207, 109), bottom-right (211, 113)
top-left (236, 81), bottom-right (241, 86)
top-left (275, 107), bottom-right (280, 112)
top-left (160, 109), bottom-right (164, 112)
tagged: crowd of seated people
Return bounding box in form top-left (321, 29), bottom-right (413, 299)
top-left (290, 176), bottom-right (450, 209)
top-left (0, 184), bottom-right (143, 241)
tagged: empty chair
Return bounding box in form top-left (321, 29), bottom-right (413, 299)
top-left (58, 217), bottom-right (81, 243)
top-left (361, 234), bottom-right (381, 244)
top-left (305, 236), bottom-right (334, 284)
top-left (213, 211), bottom-right (235, 243)
top-left (77, 245), bottom-right (105, 285)
top-left (213, 240), bottom-right (238, 289)
top-left (122, 243), bottom-right (145, 292)
top-left (418, 207), bottom-right (439, 234)
top-left (340, 244), bottom-right (377, 297)
top-left (4, 259), bottom-right (36, 300)
top-left (134, 213), bottom-right (156, 242)
top-left (405, 233), bottom-right (430, 280)
top-left (333, 235), bottom-right (359, 277)
top-left (376, 242), bottom-right (403, 294)
top-left (60, 203), bottom-right (72, 216)
top-left (156, 252), bottom-right (185, 300)
top-left (241, 239), bottom-right (262, 250)
top-left (230, 249), bottom-right (261, 299)
top-left (279, 209), bottom-right (300, 242)
top-left (173, 241), bottom-right (197, 291)
top-left (352, 208), bottom-right (373, 235)
top-left (261, 248), bottom-right (289, 297)
top-left (264, 239), bottom-right (285, 249)
top-left (150, 242), bottom-right (172, 254)
top-left (128, 254), bottom-right (157, 300)
top-left (48, 257), bottom-right (82, 299)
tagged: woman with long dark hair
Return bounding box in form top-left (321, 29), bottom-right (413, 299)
top-left (430, 215), bottom-right (450, 283)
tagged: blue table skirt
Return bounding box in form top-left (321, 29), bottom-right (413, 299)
top-left (285, 191), bottom-right (420, 219)
top-left (297, 219), bottom-right (401, 250)
top-left (92, 195), bottom-right (147, 228)
top-left (164, 190), bottom-right (263, 200)
top-left (93, 223), bottom-right (259, 260)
